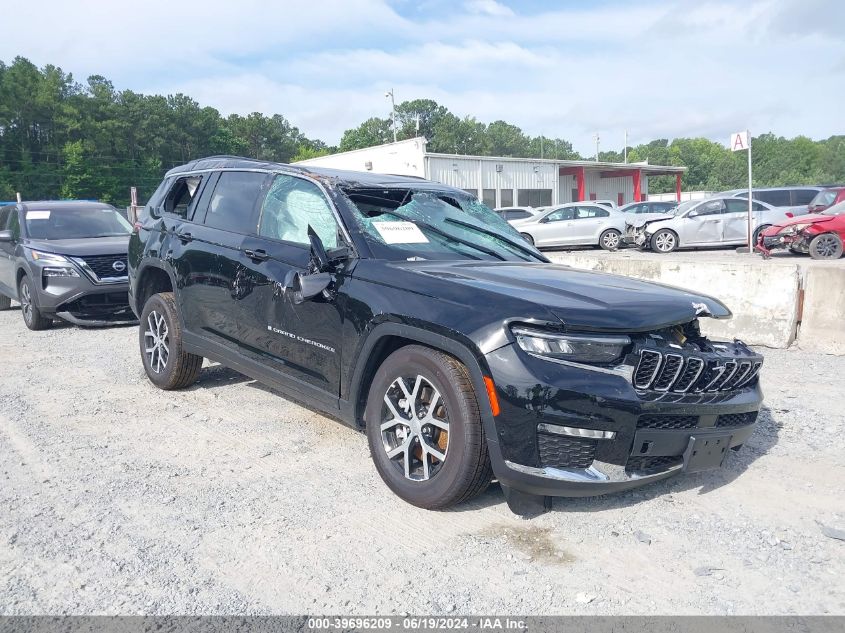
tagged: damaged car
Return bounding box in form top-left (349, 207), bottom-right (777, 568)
top-left (0, 201), bottom-right (136, 329)
top-left (129, 156), bottom-right (763, 515)
top-left (624, 196), bottom-right (799, 253)
top-left (756, 200), bottom-right (845, 260)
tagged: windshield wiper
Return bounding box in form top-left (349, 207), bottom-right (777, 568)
top-left (371, 210), bottom-right (506, 261)
top-left (443, 217), bottom-right (546, 262)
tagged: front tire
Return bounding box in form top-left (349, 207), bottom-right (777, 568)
top-left (520, 232), bottom-right (534, 245)
top-left (139, 292), bottom-right (203, 390)
top-left (809, 233), bottom-right (843, 260)
top-left (19, 276), bottom-right (52, 330)
top-left (651, 229), bottom-right (678, 253)
top-left (365, 345), bottom-right (492, 509)
top-left (599, 229), bottom-right (621, 250)
top-left (753, 224), bottom-right (771, 247)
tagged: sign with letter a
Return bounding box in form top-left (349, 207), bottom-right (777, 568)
top-left (730, 131), bottom-right (749, 151)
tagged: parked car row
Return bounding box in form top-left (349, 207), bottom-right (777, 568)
top-left (495, 185), bottom-right (845, 259)
top-left (0, 156), bottom-right (766, 516)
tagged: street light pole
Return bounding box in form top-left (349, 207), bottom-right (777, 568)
top-left (385, 89), bottom-right (397, 143)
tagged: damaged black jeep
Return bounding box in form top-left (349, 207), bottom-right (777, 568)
top-left (128, 157), bottom-right (763, 515)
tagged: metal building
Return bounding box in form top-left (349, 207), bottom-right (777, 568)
top-left (296, 137), bottom-right (686, 207)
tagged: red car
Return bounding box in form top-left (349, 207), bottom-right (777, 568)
top-left (807, 187), bottom-right (845, 213)
top-left (757, 200), bottom-right (845, 259)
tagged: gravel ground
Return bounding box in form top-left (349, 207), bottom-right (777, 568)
top-left (0, 307), bottom-right (843, 615)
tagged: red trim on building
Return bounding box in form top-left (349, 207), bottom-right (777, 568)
top-left (676, 173), bottom-right (682, 202)
top-left (559, 166), bottom-right (585, 201)
top-left (633, 169), bottom-right (642, 202)
top-left (617, 193), bottom-right (625, 206)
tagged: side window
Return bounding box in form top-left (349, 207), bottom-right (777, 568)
top-left (756, 190), bottom-right (791, 206)
top-left (576, 206), bottom-right (608, 219)
top-left (546, 207), bottom-right (576, 222)
top-left (752, 201), bottom-right (767, 211)
top-left (163, 176), bottom-right (203, 218)
top-left (508, 210), bottom-right (530, 220)
top-left (203, 171), bottom-right (267, 234)
top-left (258, 174), bottom-right (339, 249)
top-left (695, 200), bottom-right (725, 216)
top-left (7, 210), bottom-right (20, 238)
top-left (792, 189), bottom-right (818, 205)
top-left (724, 199), bottom-right (751, 214)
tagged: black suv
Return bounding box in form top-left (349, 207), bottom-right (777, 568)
top-left (128, 157), bottom-right (763, 515)
top-left (0, 201), bottom-right (136, 329)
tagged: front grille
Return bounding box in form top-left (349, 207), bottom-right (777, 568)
top-left (78, 254), bottom-right (128, 280)
top-left (637, 414), bottom-right (698, 430)
top-left (632, 350), bottom-right (761, 393)
top-left (538, 434), bottom-right (597, 469)
top-left (716, 412), bottom-right (758, 428)
top-left (626, 455), bottom-right (683, 475)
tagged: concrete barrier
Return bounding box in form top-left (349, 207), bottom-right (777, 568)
top-left (546, 252), bottom-right (802, 348)
top-left (797, 267), bottom-right (845, 354)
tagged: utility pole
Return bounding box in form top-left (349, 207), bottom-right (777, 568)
top-left (624, 130), bottom-right (628, 163)
top-left (540, 135), bottom-right (544, 159)
top-left (593, 132), bottom-right (600, 161)
top-left (385, 89), bottom-right (397, 143)
top-left (16, 192), bottom-right (22, 203)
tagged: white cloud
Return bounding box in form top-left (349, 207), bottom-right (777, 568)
top-left (464, 0), bottom-right (514, 17)
top-left (1, 0), bottom-right (843, 155)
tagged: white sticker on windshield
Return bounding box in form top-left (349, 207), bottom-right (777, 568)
top-left (372, 221), bottom-right (429, 244)
top-left (26, 211), bottom-right (51, 220)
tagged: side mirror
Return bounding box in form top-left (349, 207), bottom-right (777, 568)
top-left (291, 271), bottom-right (332, 305)
top-left (687, 210), bottom-right (699, 218)
top-left (0, 230), bottom-right (11, 243)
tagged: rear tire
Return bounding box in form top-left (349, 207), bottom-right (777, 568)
top-left (599, 229), bottom-right (621, 250)
top-left (809, 233), bottom-right (843, 260)
top-left (520, 232), bottom-right (534, 245)
top-left (365, 345), bottom-right (492, 509)
top-left (0, 294), bottom-right (10, 311)
top-left (19, 276), bottom-right (52, 330)
top-left (139, 292), bottom-right (203, 390)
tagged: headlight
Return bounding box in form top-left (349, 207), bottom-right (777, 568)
top-left (30, 249), bottom-right (70, 263)
top-left (780, 223), bottom-right (811, 236)
top-left (42, 266), bottom-right (80, 277)
top-left (512, 327), bottom-right (631, 364)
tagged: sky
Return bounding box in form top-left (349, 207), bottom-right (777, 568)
top-left (2, 0), bottom-right (843, 155)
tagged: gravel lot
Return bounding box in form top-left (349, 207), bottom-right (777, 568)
top-left (1, 307), bottom-right (843, 615)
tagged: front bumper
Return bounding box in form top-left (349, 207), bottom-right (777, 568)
top-left (484, 343), bottom-right (762, 498)
top-left (755, 231), bottom-right (808, 257)
top-left (32, 271), bottom-right (136, 326)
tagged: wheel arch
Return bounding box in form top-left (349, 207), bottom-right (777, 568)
top-left (346, 323), bottom-right (497, 436)
top-left (650, 226), bottom-right (680, 249)
top-left (133, 261), bottom-right (177, 314)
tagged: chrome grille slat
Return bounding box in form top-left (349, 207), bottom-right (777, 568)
top-left (672, 357), bottom-right (705, 393)
top-left (709, 360), bottom-right (737, 391)
top-left (735, 361), bottom-right (762, 388)
top-left (653, 353), bottom-right (684, 392)
top-left (723, 361), bottom-right (752, 390)
top-left (633, 350), bottom-right (662, 389)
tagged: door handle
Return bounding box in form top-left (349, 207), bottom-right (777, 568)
top-left (176, 231), bottom-right (193, 243)
top-left (244, 248), bottom-right (269, 262)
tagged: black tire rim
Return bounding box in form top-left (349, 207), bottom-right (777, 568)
top-left (380, 374), bottom-right (449, 481)
top-left (654, 231), bottom-right (675, 252)
top-left (602, 231), bottom-right (620, 249)
top-left (144, 310), bottom-right (170, 373)
top-left (20, 281), bottom-right (33, 325)
top-left (813, 235), bottom-right (840, 259)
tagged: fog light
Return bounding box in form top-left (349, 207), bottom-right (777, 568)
top-left (43, 266), bottom-right (80, 277)
top-left (537, 422), bottom-right (616, 440)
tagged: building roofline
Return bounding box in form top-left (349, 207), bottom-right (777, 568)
top-left (423, 151), bottom-right (686, 173)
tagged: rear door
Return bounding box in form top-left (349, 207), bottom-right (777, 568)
top-left (178, 170), bottom-right (269, 349)
top-left (572, 205), bottom-right (610, 243)
top-left (722, 198), bottom-right (767, 243)
top-left (235, 173), bottom-right (346, 401)
top-left (0, 207), bottom-right (17, 295)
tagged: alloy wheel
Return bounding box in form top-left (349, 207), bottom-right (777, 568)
top-left (380, 374), bottom-right (450, 481)
top-left (20, 281), bottom-right (32, 324)
top-left (144, 310), bottom-right (170, 373)
top-left (812, 235), bottom-right (840, 259)
top-left (654, 232), bottom-right (676, 252)
top-left (602, 231), bottom-right (620, 249)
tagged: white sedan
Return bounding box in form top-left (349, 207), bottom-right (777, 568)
top-left (515, 202), bottom-right (627, 250)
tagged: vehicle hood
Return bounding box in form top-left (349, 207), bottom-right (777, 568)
top-left (770, 214), bottom-right (835, 230)
top-left (24, 236), bottom-right (130, 256)
top-left (384, 260), bottom-right (731, 332)
top-left (626, 213), bottom-right (675, 228)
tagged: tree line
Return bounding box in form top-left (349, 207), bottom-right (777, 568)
top-left (2, 56), bottom-right (843, 206)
